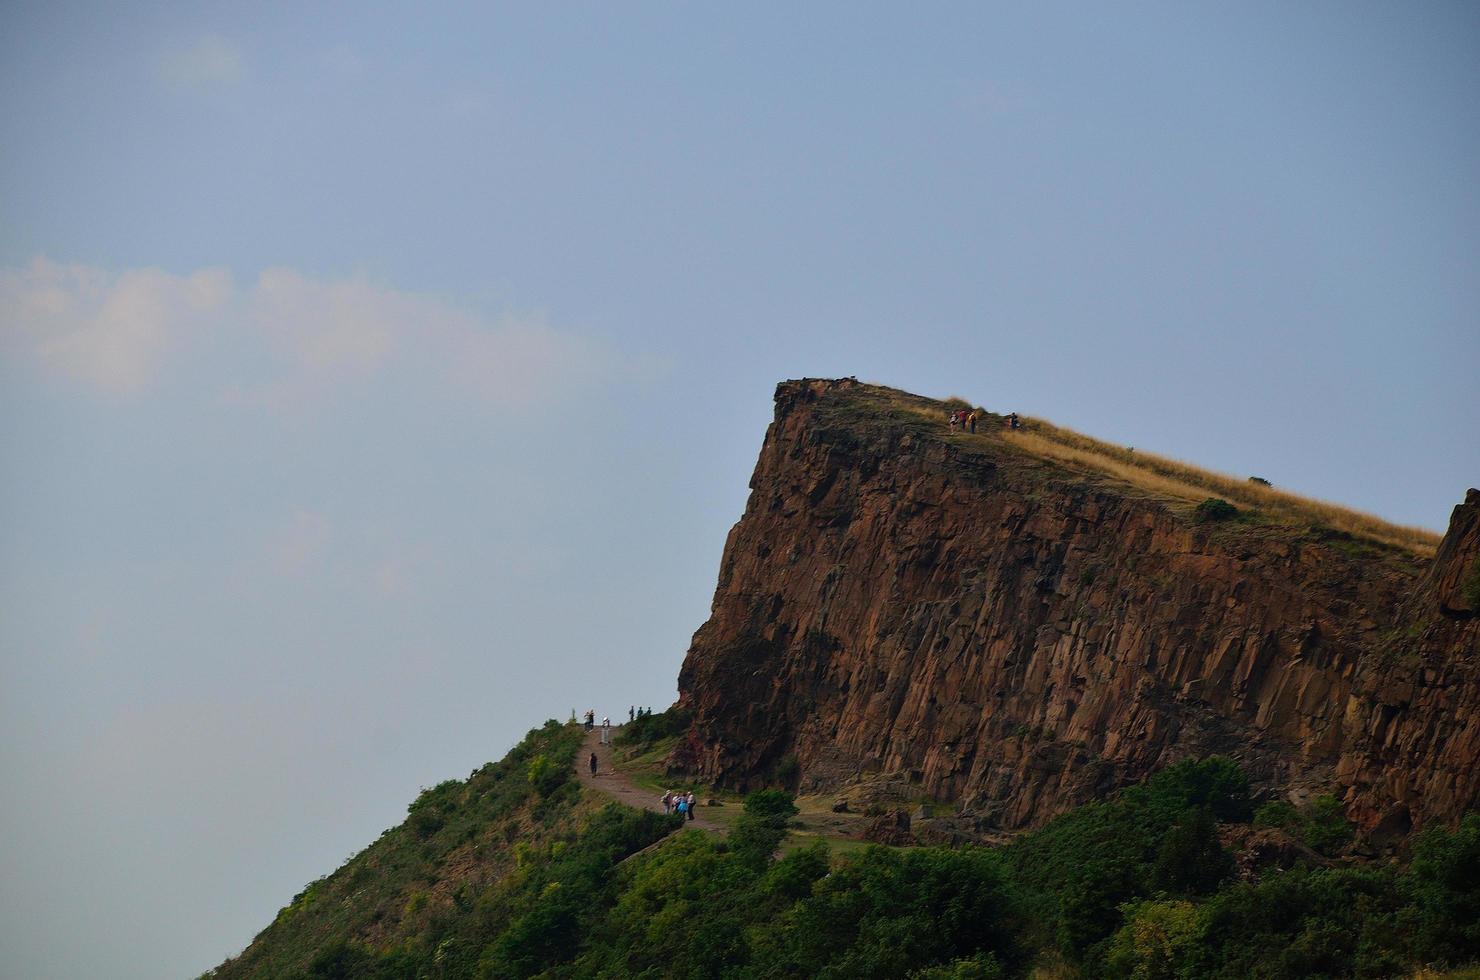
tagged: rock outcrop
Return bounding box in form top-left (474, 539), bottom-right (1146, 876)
top-left (675, 379), bottom-right (1480, 832)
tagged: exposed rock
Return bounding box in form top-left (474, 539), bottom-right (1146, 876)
top-left (1219, 825), bottom-right (1329, 880)
top-left (914, 816), bottom-right (979, 848)
top-left (1406, 488), bottom-right (1480, 620)
top-left (674, 379), bottom-right (1480, 832)
top-left (830, 799), bottom-right (849, 813)
top-left (860, 810), bottom-right (915, 846)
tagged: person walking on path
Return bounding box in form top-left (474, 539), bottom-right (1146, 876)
top-left (629, 705), bottom-right (635, 722)
top-left (968, 411), bottom-right (977, 433)
top-left (686, 791), bottom-right (697, 821)
top-left (601, 716), bottom-right (611, 745)
top-left (589, 752), bottom-right (598, 777)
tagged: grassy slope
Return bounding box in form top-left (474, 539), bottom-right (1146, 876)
top-left (815, 381), bottom-right (1440, 557)
top-left (208, 721), bottom-right (595, 979)
top-left (207, 718), bottom-right (1480, 979)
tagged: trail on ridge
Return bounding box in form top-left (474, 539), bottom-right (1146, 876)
top-left (574, 726), bottom-right (717, 830)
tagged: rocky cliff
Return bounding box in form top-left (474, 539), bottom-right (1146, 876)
top-left (675, 379), bottom-right (1480, 832)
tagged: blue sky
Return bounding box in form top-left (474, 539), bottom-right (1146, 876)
top-left (2, 4), bottom-right (1477, 977)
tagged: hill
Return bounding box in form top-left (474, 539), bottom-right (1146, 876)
top-left (207, 719), bottom-right (1480, 979)
top-left (675, 378), bottom-right (1478, 832)
top-left (208, 377), bottom-right (1480, 979)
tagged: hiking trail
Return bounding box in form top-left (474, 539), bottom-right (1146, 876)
top-left (575, 726), bottom-right (718, 831)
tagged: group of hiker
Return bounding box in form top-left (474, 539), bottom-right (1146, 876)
top-left (629, 705), bottom-right (654, 722)
top-left (662, 789), bottom-right (698, 821)
top-left (948, 409), bottom-right (1020, 432)
top-left (582, 710), bottom-right (613, 744)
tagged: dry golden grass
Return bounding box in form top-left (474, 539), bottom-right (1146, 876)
top-left (1007, 419), bottom-right (1440, 556)
top-left (872, 390), bottom-right (1440, 557)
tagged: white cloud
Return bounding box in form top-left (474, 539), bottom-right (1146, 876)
top-left (253, 268), bottom-right (398, 376)
top-left (1, 258), bottom-right (636, 407)
top-left (156, 34), bottom-right (244, 88)
top-left (0, 258), bottom-right (232, 394)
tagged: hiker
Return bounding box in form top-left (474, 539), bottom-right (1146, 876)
top-left (967, 411), bottom-right (977, 433)
top-left (1007, 412), bottom-right (1020, 430)
top-left (601, 716), bottom-right (611, 745)
top-left (589, 752), bottom-right (598, 776)
top-left (686, 791), bottom-right (697, 821)
top-left (675, 795), bottom-right (688, 819)
top-left (584, 709), bottom-right (594, 731)
top-left (661, 791), bottom-right (671, 814)
top-left (629, 705), bottom-right (635, 723)
top-left (948, 410), bottom-right (958, 430)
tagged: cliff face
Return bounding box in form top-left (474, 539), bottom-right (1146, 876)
top-left (675, 380), bottom-right (1480, 832)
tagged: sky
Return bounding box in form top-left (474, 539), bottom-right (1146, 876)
top-left (1, 3), bottom-right (1477, 977)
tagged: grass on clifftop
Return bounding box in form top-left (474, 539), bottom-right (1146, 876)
top-left (1003, 419), bottom-right (1440, 556)
top-left (824, 382), bottom-right (1440, 557)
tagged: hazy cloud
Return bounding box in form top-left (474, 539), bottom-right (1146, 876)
top-left (156, 34), bottom-right (244, 88)
top-left (0, 258), bottom-right (233, 394)
top-left (254, 268), bottom-right (398, 377)
top-left (2, 258), bottom-right (635, 407)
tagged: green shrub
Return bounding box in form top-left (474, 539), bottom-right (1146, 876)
top-left (1153, 808), bottom-right (1234, 896)
top-left (1405, 813), bottom-right (1480, 964)
top-left (1303, 794), bottom-right (1354, 856)
top-left (731, 790), bottom-right (800, 868)
top-left (1194, 498), bottom-right (1240, 523)
top-left (615, 706), bottom-right (693, 749)
top-left (1103, 899), bottom-right (1199, 980)
top-left (908, 951), bottom-right (1005, 979)
top-left (1254, 799), bottom-right (1301, 832)
top-left (525, 755), bottom-right (565, 797)
top-left (774, 753), bottom-right (800, 786)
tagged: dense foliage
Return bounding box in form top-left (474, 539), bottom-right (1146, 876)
top-left (614, 705), bottom-right (692, 751)
top-left (209, 742), bottom-right (1480, 980)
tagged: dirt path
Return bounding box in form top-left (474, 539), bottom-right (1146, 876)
top-left (575, 726), bottom-right (717, 830)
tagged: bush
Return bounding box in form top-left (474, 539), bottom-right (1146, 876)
top-left (406, 779), bottom-right (462, 839)
top-left (1194, 498), bottom-right (1240, 523)
top-left (774, 753), bottom-right (800, 787)
top-left (615, 706), bottom-right (692, 749)
top-left (525, 755), bottom-right (565, 797)
top-left (1254, 794), bottom-right (1352, 857)
top-left (1303, 794), bottom-right (1354, 856)
top-left (731, 790), bottom-right (800, 868)
top-left (1254, 799), bottom-right (1301, 832)
top-left (1153, 808), bottom-right (1234, 896)
top-left (1103, 900), bottom-right (1199, 980)
top-left (1405, 813), bottom-right (1480, 964)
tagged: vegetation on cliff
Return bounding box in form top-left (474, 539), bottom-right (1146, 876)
top-left (817, 380), bottom-right (1440, 555)
top-left (209, 728), bottom-right (1480, 980)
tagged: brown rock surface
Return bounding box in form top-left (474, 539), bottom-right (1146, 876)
top-left (674, 379), bottom-right (1480, 832)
